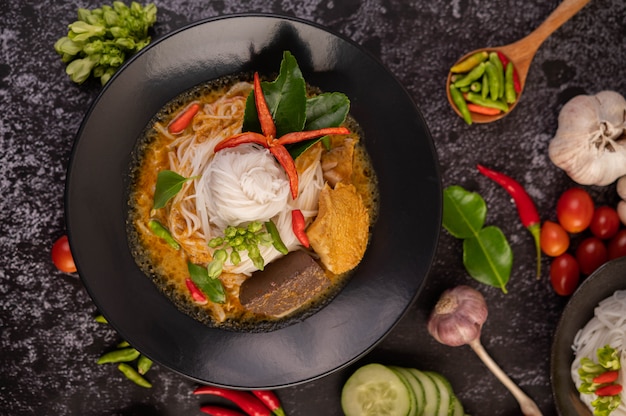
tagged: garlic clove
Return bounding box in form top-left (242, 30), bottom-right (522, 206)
top-left (617, 176), bottom-right (626, 200)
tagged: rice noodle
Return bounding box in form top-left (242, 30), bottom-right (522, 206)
top-left (571, 290), bottom-right (626, 414)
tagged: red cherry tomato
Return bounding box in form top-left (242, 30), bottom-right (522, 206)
top-left (540, 220), bottom-right (570, 257)
top-left (556, 188), bottom-right (595, 233)
top-left (550, 253), bottom-right (580, 296)
top-left (589, 206), bottom-right (620, 239)
top-left (608, 229), bottom-right (626, 260)
top-left (51, 235), bottom-right (77, 273)
top-left (575, 237), bottom-right (608, 275)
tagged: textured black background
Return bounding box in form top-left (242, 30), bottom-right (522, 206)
top-left (1, 0), bottom-right (625, 415)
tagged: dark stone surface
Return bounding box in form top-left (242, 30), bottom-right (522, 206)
top-left (1, 0), bottom-right (624, 414)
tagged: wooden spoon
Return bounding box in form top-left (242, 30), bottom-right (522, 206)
top-left (447, 0), bottom-right (591, 124)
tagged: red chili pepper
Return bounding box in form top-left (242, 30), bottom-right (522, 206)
top-left (291, 209), bottom-right (309, 248)
top-left (168, 103), bottom-right (200, 134)
top-left (194, 386), bottom-right (271, 416)
top-left (214, 72), bottom-right (350, 200)
top-left (185, 278), bottom-right (208, 304)
top-left (200, 406), bottom-right (247, 416)
top-left (595, 383), bottom-right (623, 397)
top-left (593, 370), bottom-right (620, 384)
top-left (512, 69), bottom-right (521, 93)
top-left (476, 164), bottom-right (542, 279)
top-left (251, 390), bottom-right (286, 416)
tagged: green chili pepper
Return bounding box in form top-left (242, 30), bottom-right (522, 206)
top-left (450, 73), bottom-right (465, 83)
top-left (466, 92), bottom-right (509, 112)
top-left (453, 62), bottom-right (485, 88)
top-left (265, 220), bottom-right (288, 255)
top-left (94, 314), bottom-right (108, 324)
top-left (148, 219), bottom-right (180, 250)
top-left (116, 340), bottom-right (131, 348)
top-left (118, 363), bottom-right (152, 388)
top-left (97, 347), bottom-right (140, 364)
top-left (450, 51), bottom-right (488, 73)
top-left (504, 62), bottom-right (517, 104)
top-left (484, 62), bottom-right (500, 101)
top-left (470, 81), bottom-right (481, 92)
top-left (137, 355), bottom-right (153, 375)
top-left (449, 85), bottom-right (472, 125)
top-left (481, 71), bottom-right (489, 99)
top-left (489, 52), bottom-right (504, 99)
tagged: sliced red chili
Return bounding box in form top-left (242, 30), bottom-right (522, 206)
top-left (291, 209), bottom-right (309, 248)
top-left (169, 103), bottom-right (200, 134)
top-left (185, 278), bottom-right (208, 304)
top-left (253, 72), bottom-right (276, 138)
top-left (593, 370), bottom-right (620, 384)
top-left (270, 145), bottom-right (299, 199)
top-left (595, 383), bottom-right (623, 397)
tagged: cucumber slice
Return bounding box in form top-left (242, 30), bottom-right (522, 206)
top-left (424, 371), bottom-right (451, 416)
top-left (341, 363), bottom-right (412, 416)
top-left (451, 395), bottom-right (465, 416)
top-left (407, 369), bottom-right (439, 416)
top-left (390, 367), bottom-right (423, 416)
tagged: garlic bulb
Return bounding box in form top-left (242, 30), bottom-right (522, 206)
top-left (427, 285), bottom-right (488, 347)
top-left (548, 90), bottom-right (626, 186)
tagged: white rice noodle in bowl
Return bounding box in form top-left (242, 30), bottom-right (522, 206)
top-left (571, 290), bottom-right (626, 414)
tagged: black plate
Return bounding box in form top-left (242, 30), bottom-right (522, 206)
top-left (551, 256), bottom-right (626, 415)
top-left (66, 14), bottom-right (441, 388)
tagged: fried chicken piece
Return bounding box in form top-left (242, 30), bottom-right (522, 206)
top-left (306, 182), bottom-right (369, 274)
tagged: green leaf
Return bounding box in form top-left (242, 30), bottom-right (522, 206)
top-left (243, 51), bottom-right (306, 137)
top-left (187, 262), bottom-right (225, 304)
top-left (442, 185), bottom-right (486, 239)
top-left (463, 226), bottom-right (512, 293)
top-left (153, 170), bottom-right (195, 209)
top-left (304, 92), bottom-right (350, 130)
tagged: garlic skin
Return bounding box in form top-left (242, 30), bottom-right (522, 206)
top-left (548, 90), bottom-right (626, 186)
top-left (427, 285), bottom-right (488, 347)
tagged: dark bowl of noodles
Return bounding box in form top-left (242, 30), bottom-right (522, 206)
top-left (551, 256), bottom-right (626, 415)
top-left (66, 14), bottom-right (441, 388)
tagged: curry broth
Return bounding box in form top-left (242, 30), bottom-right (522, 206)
top-left (127, 75), bottom-right (378, 330)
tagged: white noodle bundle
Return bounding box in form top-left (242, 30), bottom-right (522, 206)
top-left (571, 290), bottom-right (626, 414)
top-left (203, 144), bottom-right (290, 229)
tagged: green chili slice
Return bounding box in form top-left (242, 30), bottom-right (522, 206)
top-left (137, 355), bottom-right (153, 375)
top-left (504, 62), bottom-right (517, 104)
top-left (265, 220), bottom-right (289, 255)
top-left (148, 219), bottom-right (180, 250)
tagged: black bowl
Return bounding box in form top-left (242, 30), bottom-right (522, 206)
top-left (551, 256), bottom-right (626, 415)
top-left (65, 14), bottom-right (441, 388)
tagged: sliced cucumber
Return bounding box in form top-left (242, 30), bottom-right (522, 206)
top-left (407, 368), bottom-right (440, 416)
top-left (424, 371), bottom-right (452, 416)
top-left (451, 395), bottom-right (465, 416)
top-left (341, 363), bottom-right (412, 416)
top-left (390, 366), bottom-right (423, 416)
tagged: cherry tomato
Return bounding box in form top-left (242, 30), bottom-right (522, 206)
top-left (608, 229), bottom-right (626, 260)
top-left (550, 253), bottom-right (580, 296)
top-left (556, 188), bottom-right (595, 233)
top-left (575, 237), bottom-right (608, 275)
top-left (540, 220), bottom-right (570, 257)
top-left (589, 206), bottom-right (620, 239)
top-left (51, 235), bottom-right (77, 273)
